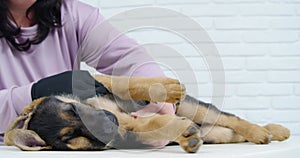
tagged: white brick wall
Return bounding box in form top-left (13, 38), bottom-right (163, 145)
top-left (80, 0), bottom-right (300, 135)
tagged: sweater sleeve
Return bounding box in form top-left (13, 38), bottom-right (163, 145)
top-left (0, 84), bottom-right (33, 137)
top-left (74, 1), bottom-right (165, 77)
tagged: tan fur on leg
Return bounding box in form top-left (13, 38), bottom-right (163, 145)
top-left (215, 115), bottom-right (272, 144)
top-left (201, 125), bottom-right (246, 144)
top-left (93, 75), bottom-right (185, 104)
top-left (176, 100), bottom-right (272, 144)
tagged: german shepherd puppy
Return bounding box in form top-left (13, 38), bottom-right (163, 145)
top-left (4, 75), bottom-right (290, 153)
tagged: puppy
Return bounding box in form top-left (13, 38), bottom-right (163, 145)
top-left (4, 75), bottom-right (290, 153)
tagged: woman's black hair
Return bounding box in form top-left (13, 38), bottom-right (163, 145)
top-left (0, 0), bottom-right (62, 51)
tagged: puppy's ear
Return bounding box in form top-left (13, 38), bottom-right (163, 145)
top-left (4, 129), bottom-right (51, 151)
top-left (4, 110), bottom-right (51, 151)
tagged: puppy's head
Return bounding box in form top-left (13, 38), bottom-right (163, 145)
top-left (4, 96), bottom-right (119, 151)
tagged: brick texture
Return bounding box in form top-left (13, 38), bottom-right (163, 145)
top-left (80, 0), bottom-right (300, 135)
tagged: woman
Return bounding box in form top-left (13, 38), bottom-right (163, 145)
top-left (0, 0), bottom-right (174, 146)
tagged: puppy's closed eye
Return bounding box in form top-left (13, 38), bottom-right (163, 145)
top-left (60, 127), bottom-right (76, 142)
top-left (59, 103), bottom-right (80, 120)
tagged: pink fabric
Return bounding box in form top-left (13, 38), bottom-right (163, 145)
top-left (0, 0), bottom-right (166, 143)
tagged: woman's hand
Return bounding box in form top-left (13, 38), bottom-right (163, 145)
top-left (130, 102), bottom-right (175, 117)
top-left (31, 70), bottom-right (110, 100)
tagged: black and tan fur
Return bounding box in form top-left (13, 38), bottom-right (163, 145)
top-left (4, 75), bottom-right (290, 153)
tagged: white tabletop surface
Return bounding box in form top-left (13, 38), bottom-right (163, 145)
top-left (0, 136), bottom-right (299, 158)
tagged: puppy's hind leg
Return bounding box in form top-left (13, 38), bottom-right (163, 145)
top-left (201, 124), bottom-right (290, 144)
top-left (176, 95), bottom-right (272, 144)
top-left (201, 125), bottom-right (246, 144)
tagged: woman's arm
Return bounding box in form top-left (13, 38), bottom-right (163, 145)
top-left (72, 1), bottom-right (165, 77)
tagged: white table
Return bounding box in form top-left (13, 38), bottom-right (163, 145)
top-left (1, 136), bottom-right (299, 158)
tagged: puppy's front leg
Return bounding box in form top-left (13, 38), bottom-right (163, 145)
top-left (93, 75), bottom-right (185, 103)
top-left (119, 115), bottom-right (202, 153)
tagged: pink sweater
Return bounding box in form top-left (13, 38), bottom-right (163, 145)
top-left (0, 0), bottom-right (165, 143)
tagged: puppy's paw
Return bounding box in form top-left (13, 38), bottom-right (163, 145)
top-left (176, 123), bottom-right (203, 153)
top-left (148, 78), bottom-right (186, 104)
top-left (264, 124), bottom-right (290, 141)
top-left (244, 125), bottom-right (272, 144)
